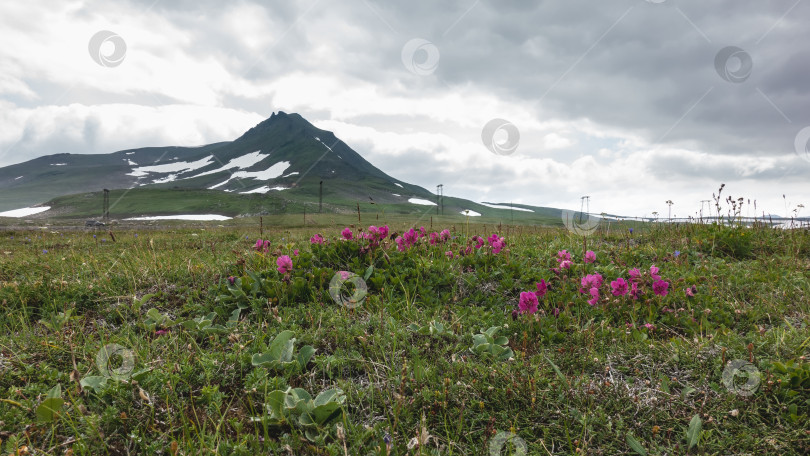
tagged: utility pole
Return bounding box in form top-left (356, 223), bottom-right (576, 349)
top-left (579, 196), bottom-right (590, 225)
top-left (436, 184), bottom-right (443, 215)
top-left (666, 200), bottom-right (674, 222)
top-left (103, 189), bottom-right (110, 221)
top-left (700, 200), bottom-right (711, 222)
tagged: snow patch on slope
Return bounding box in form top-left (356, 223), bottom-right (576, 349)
top-left (479, 202), bottom-right (534, 212)
top-left (409, 198), bottom-right (436, 206)
top-left (128, 155), bottom-right (214, 177)
top-left (0, 206), bottom-right (50, 217)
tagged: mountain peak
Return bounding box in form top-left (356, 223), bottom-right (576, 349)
top-left (236, 111), bottom-right (314, 142)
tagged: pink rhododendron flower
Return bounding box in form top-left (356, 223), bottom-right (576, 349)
top-left (472, 236), bottom-right (485, 249)
top-left (557, 250), bottom-right (571, 262)
top-left (581, 273), bottom-right (604, 290)
top-left (535, 280), bottom-right (548, 298)
top-left (341, 228), bottom-right (353, 240)
top-left (368, 225), bottom-right (379, 238)
top-left (610, 277), bottom-right (629, 296)
top-left (630, 282), bottom-right (641, 300)
top-left (339, 271), bottom-right (350, 280)
top-left (445, 250), bottom-right (454, 259)
top-left (686, 285), bottom-right (697, 297)
top-left (403, 228), bottom-right (418, 247)
top-left (419, 226), bottom-right (426, 237)
top-left (254, 239), bottom-right (270, 252)
top-left (395, 236), bottom-right (405, 252)
top-left (652, 280), bottom-right (669, 296)
top-left (584, 250), bottom-right (596, 264)
top-left (440, 229), bottom-right (450, 241)
top-left (487, 234), bottom-right (506, 254)
top-left (378, 225), bottom-right (389, 239)
top-left (276, 255), bottom-right (293, 274)
top-left (429, 232), bottom-right (439, 245)
top-left (650, 266), bottom-right (661, 281)
top-left (559, 260), bottom-right (573, 270)
top-left (293, 249), bottom-right (299, 256)
top-left (310, 234), bottom-right (325, 244)
top-left (643, 323), bottom-right (655, 331)
top-left (628, 268), bottom-right (641, 282)
top-left (587, 287), bottom-right (600, 306)
top-left (228, 276), bottom-right (236, 285)
top-left (519, 292), bottom-right (539, 314)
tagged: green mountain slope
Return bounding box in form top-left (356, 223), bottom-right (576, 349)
top-left (0, 112), bottom-right (570, 225)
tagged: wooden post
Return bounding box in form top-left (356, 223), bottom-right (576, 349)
top-left (357, 203), bottom-right (361, 223)
top-left (260, 216), bottom-right (263, 237)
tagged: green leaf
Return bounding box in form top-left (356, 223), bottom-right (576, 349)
top-left (227, 309), bottom-right (240, 327)
top-left (80, 376), bottom-right (108, 392)
top-left (268, 331), bottom-right (295, 362)
top-left (297, 345), bottom-right (315, 368)
top-left (36, 388), bottom-right (64, 423)
top-left (686, 414), bottom-right (703, 449)
top-left (279, 338), bottom-right (296, 363)
top-left (251, 352), bottom-right (276, 367)
top-left (626, 433), bottom-right (648, 456)
top-left (363, 265), bottom-right (374, 281)
top-left (311, 402), bottom-right (343, 425)
top-left (313, 388), bottom-right (345, 407)
top-left (46, 384), bottom-right (61, 399)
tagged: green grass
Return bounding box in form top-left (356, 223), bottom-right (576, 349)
top-left (0, 219), bottom-right (808, 455)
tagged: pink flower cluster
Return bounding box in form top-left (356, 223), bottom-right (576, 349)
top-left (276, 255), bottom-right (292, 274)
top-left (254, 239), bottom-right (271, 253)
top-left (364, 225), bottom-right (390, 242)
top-left (582, 264), bottom-right (669, 305)
top-left (395, 228), bottom-right (420, 251)
top-left (310, 233), bottom-right (325, 244)
top-left (517, 280), bottom-right (549, 315)
top-left (553, 250), bottom-right (573, 273)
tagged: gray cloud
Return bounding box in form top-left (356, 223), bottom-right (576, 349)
top-left (0, 0), bottom-right (808, 215)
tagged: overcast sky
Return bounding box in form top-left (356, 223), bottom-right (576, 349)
top-left (1, 0), bottom-right (808, 218)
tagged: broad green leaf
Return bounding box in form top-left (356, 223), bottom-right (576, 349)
top-left (279, 338), bottom-right (296, 363)
top-left (46, 384), bottom-right (61, 399)
top-left (297, 345), bottom-right (315, 367)
top-left (625, 433), bottom-right (648, 456)
top-left (267, 331), bottom-right (295, 362)
top-left (311, 402), bottom-right (343, 424)
top-left (686, 414), bottom-right (702, 449)
top-left (363, 265), bottom-right (374, 281)
top-left (313, 388), bottom-right (345, 407)
top-left (266, 390), bottom-right (287, 419)
top-left (251, 352), bottom-right (277, 367)
top-left (36, 397), bottom-right (64, 423)
top-left (80, 376), bottom-right (108, 392)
